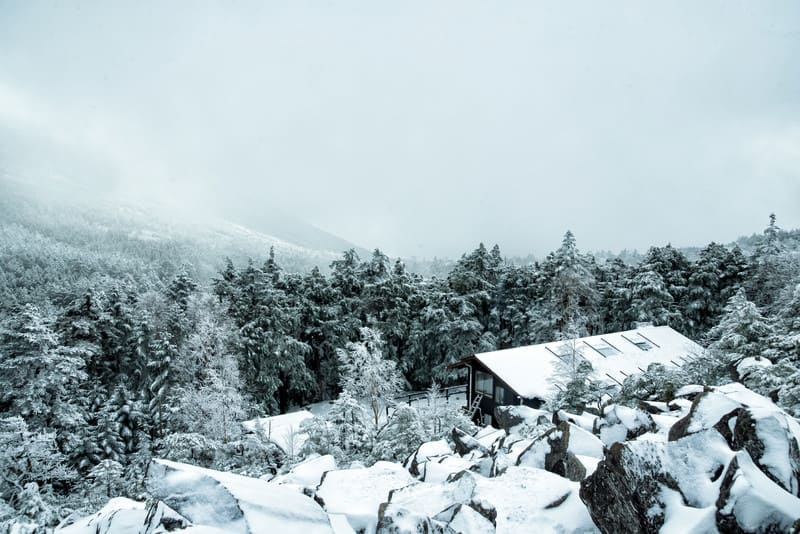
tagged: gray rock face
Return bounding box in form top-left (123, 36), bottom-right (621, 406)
top-left (579, 442), bottom-right (676, 534)
top-left (516, 423), bottom-right (591, 482)
top-left (451, 428), bottom-right (489, 456)
top-left (494, 405), bottom-right (527, 431)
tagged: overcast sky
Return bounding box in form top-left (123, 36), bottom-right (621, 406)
top-left (1, 1), bottom-right (799, 258)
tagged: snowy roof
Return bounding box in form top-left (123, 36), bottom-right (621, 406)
top-left (459, 326), bottom-right (703, 400)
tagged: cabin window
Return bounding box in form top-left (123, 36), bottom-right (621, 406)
top-left (475, 371), bottom-right (494, 397)
top-left (494, 385), bottom-right (506, 404)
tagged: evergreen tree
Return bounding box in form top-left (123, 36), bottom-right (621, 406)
top-left (493, 264), bottom-right (538, 348)
top-left (747, 214), bottom-right (792, 309)
top-left (88, 459), bottom-right (124, 499)
top-left (698, 288), bottom-right (774, 383)
top-left (337, 327), bottom-right (403, 430)
top-left (147, 331), bottom-right (178, 438)
top-left (301, 390), bottom-right (371, 463)
top-left (627, 268), bottom-right (680, 327)
top-left (0, 417), bottom-right (75, 506)
top-left (548, 231), bottom-right (598, 334)
top-left (685, 242), bottom-right (743, 337)
top-left (0, 305), bottom-right (86, 431)
top-left (298, 266), bottom-right (346, 400)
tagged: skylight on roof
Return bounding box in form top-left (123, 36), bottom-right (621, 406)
top-left (622, 332), bottom-right (656, 351)
top-left (584, 338), bottom-right (619, 357)
top-left (548, 341), bottom-right (583, 359)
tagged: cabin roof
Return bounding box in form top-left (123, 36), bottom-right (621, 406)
top-left (451, 325), bottom-right (703, 400)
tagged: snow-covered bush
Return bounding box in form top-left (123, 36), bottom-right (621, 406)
top-left (301, 391), bottom-right (372, 464)
top-left (159, 432), bottom-right (218, 467)
top-left (371, 405), bottom-right (427, 463)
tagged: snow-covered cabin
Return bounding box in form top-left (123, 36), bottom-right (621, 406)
top-left (449, 325), bottom-right (703, 426)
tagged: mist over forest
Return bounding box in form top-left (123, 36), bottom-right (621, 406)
top-left (2, 2), bottom-right (800, 532)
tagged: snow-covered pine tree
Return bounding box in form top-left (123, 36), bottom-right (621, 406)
top-left (549, 319), bottom-right (595, 412)
top-left (546, 231), bottom-right (598, 336)
top-left (88, 459), bottom-right (124, 499)
top-left (337, 327), bottom-right (403, 430)
top-left (0, 417), bottom-right (76, 508)
top-left (747, 214), bottom-right (795, 310)
top-left (147, 331), bottom-right (177, 439)
top-left (627, 268), bottom-right (680, 327)
top-left (0, 305), bottom-right (86, 432)
top-left (302, 390), bottom-right (371, 463)
top-left (686, 288), bottom-right (775, 387)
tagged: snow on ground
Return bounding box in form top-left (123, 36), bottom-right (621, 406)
top-left (271, 454), bottom-right (337, 487)
top-left (475, 466), bottom-right (598, 533)
top-left (242, 410), bottom-right (313, 455)
top-left (316, 461), bottom-right (413, 534)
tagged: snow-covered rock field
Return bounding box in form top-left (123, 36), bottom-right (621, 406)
top-left (56, 383), bottom-right (800, 534)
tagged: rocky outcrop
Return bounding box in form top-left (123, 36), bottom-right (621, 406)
top-left (581, 384), bottom-right (800, 534)
top-left (494, 405), bottom-right (550, 432)
top-left (593, 405), bottom-right (657, 447)
top-left (580, 441), bottom-right (684, 533)
top-left (716, 452), bottom-right (800, 533)
top-left (55, 497), bottom-right (193, 534)
top-left (516, 422), bottom-right (603, 482)
top-left (669, 389), bottom-right (800, 495)
top-left (377, 466), bottom-right (593, 533)
top-left (405, 440), bottom-right (453, 478)
top-left (451, 428), bottom-right (489, 456)
top-left (146, 458), bottom-right (334, 534)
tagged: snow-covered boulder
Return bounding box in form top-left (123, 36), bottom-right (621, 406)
top-left (716, 451), bottom-right (800, 533)
top-left (580, 434), bottom-right (728, 534)
top-left (386, 470), bottom-right (481, 517)
top-left (433, 503), bottom-right (494, 534)
top-left (375, 471), bottom-right (486, 534)
top-left (581, 384), bottom-right (800, 533)
top-left (377, 466), bottom-right (594, 534)
top-left (374, 505), bottom-right (449, 534)
top-left (493, 405), bottom-right (549, 432)
top-left (674, 384), bottom-right (706, 400)
top-left (316, 461), bottom-right (413, 534)
top-left (404, 439), bottom-right (452, 477)
top-left (146, 459), bottom-right (334, 534)
top-left (669, 385), bottom-right (800, 495)
top-left (451, 427), bottom-right (489, 456)
top-left (55, 498), bottom-right (195, 534)
top-left (516, 422), bottom-right (603, 481)
top-left (474, 466), bottom-right (596, 533)
top-left (638, 400), bottom-right (671, 414)
top-left (553, 410), bottom-right (598, 433)
top-left (420, 456), bottom-right (475, 483)
top-left (594, 404), bottom-right (657, 446)
top-left (473, 426), bottom-right (506, 448)
top-left (271, 454), bottom-right (337, 488)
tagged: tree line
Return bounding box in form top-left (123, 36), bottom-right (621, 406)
top-left (1, 214), bottom-right (799, 524)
